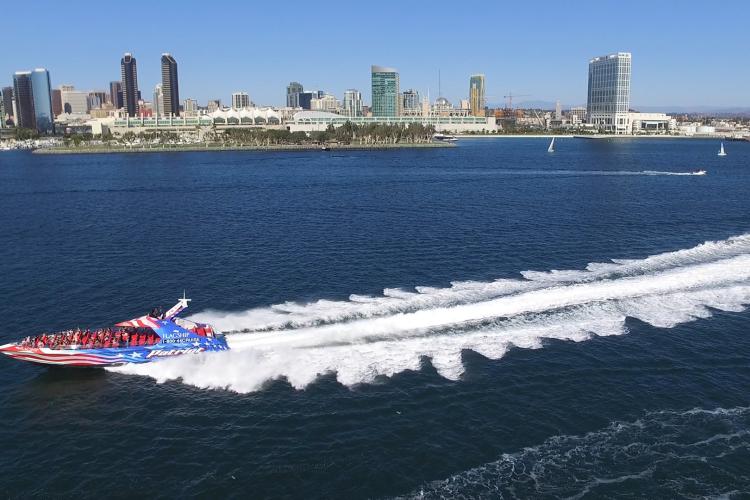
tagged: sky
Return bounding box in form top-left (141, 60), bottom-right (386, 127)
top-left (2, 0), bottom-right (749, 110)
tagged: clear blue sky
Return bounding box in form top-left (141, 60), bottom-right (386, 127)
top-left (3, 0), bottom-right (749, 109)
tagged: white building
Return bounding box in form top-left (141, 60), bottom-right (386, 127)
top-left (587, 52), bottom-right (632, 134)
top-left (231, 92), bottom-right (250, 109)
top-left (288, 111), bottom-right (497, 134)
top-left (628, 112), bottom-right (674, 134)
top-left (153, 84), bottom-right (164, 117)
top-left (207, 100), bottom-right (221, 113)
top-left (60, 85), bottom-right (89, 114)
top-left (183, 98), bottom-right (198, 116)
top-left (343, 89), bottom-right (363, 117)
top-left (310, 94), bottom-right (339, 113)
top-left (569, 106), bottom-right (587, 124)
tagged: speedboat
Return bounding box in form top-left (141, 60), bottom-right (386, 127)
top-left (693, 169), bottom-right (707, 175)
top-left (433, 133), bottom-right (457, 142)
top-left (0, 294), bottom-right (228, 367)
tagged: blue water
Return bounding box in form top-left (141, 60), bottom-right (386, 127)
top-left (0, 138), bottom-right (748, 498)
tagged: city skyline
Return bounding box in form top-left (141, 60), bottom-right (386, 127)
top-left (2, 1), bottom-right (749, 110)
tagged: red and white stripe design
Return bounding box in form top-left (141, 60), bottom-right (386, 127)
top-left (115, 315), bottom-right (160, 329)
top-left (0, 345), bottom-right (124, 367)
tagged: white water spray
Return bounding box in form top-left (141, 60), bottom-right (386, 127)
top-left (112, 234), bottom-right (750, 393)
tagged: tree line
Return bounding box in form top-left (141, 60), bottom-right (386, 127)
top-left (223, 122), bottom-right (437, 146)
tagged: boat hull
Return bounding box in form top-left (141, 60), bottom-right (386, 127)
top-left (0, 338), bottom-right (229, 368)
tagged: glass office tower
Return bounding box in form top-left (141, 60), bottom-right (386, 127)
top-left (371, 65), bottom-right (399, 117)
top-left (469, 74), bottom-right (486, 117)
top-left (13, 72), bottom-right (35, 130)
top-left (121, 53), bottom-right (140, 117)
top-left (30, 68), bottom-right (54, 133)
top-left (586, 52), bottom-right (631, 134)
top-left (161, 53), bottom-right (180, 117)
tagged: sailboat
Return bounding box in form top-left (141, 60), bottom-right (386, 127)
top-left (547, 137), bottom-right (555, 153)
top-left (717, 142), bottom-right (727, 157)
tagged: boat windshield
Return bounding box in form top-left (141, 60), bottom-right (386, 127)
top-left (174, 318), bottom-right (220, 338)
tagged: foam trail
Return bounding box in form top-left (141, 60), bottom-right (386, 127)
top-left (112, 234), bottom-right (750, 392)
top-left (199, 234), bottom-right (750, 332)
top-left (398, 406), bottom-right (750, 499)
top-left (464, 170), bottom-right (708, 177)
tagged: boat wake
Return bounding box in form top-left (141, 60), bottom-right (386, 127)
top-left (461, 169), bottom-right (707, 177)
top-left (111, 234), bottom-right (750, 392)
top-left (399, 406), bottom-right (750, 499)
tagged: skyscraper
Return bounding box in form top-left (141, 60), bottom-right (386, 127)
top-left (2, 86), bottom-right (14, 124)
top-left (161, 53), bottom-right (179, 117)
top-left (371, 65), bottom-right (399, 117)
top-left (153, 84), bottom-right (164, 117)
top-left (586, 52), bottom-right (631, 134)
top-left (109, 81), bottom-right (123, 109)
top-left (231, 92), bottom-right (250, 109)
top-left (286, 82), bottom-right (303, 108)
top-left (183, 98), bottom-right (197, 116)
top-left (469, 74), bottom-right (486, 117)
top-left (401, 89), bottom-right (421, 114)
top-left (120, 53), bottom-right (139, 117)
top-left (28, 68), bottom-right (54, 133)
top-left (13, 72), bottom-right (35, 130)
top-left (51, 88), bottom-right (62, 117)
top-left (298, 92), bottom-right (314, 110)
top-left (343, 89), bottom-right (363, 117)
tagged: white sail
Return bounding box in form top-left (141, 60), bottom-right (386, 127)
top-left (718, 142), bottom-right (726, 156)
top-left (548, 137), bottom-right (555, 153)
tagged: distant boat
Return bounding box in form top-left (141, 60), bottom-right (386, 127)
top-left (547, 137), bottom-right (555, 153)
top-left (693, 169), bottom-right (707, 176)
top-left (433, 133), bottom-right (457, 142)
top-left (718, 142), bottom-right (727, 157)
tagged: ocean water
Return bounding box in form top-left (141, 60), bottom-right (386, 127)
top-left (0, 138), bottom-right (748, 498)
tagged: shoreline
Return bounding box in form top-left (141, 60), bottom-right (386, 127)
top-left (33, 142), bottom-right (453, 155)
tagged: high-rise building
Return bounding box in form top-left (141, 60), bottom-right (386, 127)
top-left (120, 53), bottom-right (139, 117)
top-left (310, 94), bottom-right (338, 113)
top-left (207, 99), bottom-right (221, 113)
top-left (286, 82), bottom-right (303, 108)
top-left (13, 72), bottom-right (35, 130)
top-left (51, 88), bottom-right (62, 117)
top-left (153, 84), bottom-right (164, 117)
top-left (298, 91), bottom-right (314, 110)
top-left (109, 81), bottom-right (123, 109)
top-left (231, 92), bottom-right (250, 109)
top-left (2, 86), bottom-right (13, 124)
top-left (343, 89), bottom-right (363, 117)
top-left (60, 85), bottom-right (89, 114)
top-left (371, 65), bottom-right (399, 117)
top-left (469, 74), bottom-right (485, 117)
top-left (401, 89), bottom-right (421, 114)
top-left (160, 53), bottom-right (179, 117)
top-left (183, 98), bottom-right (197, 115)
top-left (587, 52), bottom-right (631, 134)
top-left (92, 91), bottom-right (107, 107)
top-left (29, 68), bottom-right (54, 133)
